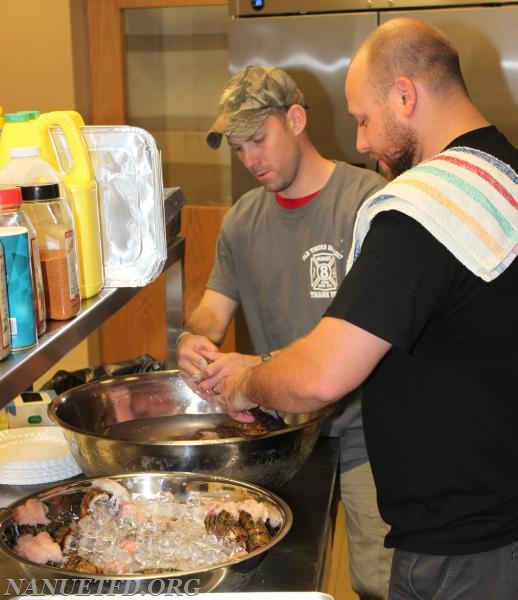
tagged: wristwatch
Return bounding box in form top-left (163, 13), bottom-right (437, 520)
top-left (261, 352), bottom-right (273, 362)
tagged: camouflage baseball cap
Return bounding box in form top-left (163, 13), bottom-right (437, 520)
top-left (206, 66), bottom-right (307, 149)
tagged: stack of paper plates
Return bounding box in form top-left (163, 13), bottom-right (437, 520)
top-left (0, 426), bottom-right (82, 485)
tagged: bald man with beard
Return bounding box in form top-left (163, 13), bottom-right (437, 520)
top-left (214, 19), bottom-right (518, 600)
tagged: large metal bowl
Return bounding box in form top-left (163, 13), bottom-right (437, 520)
top-left (0, 472), bottom-right (292, 593)
top-left (48, 370), bottom-right (328, 488)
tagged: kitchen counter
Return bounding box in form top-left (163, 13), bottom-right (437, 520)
top-left (248, 436), bottom-right (340, 591)
top-left (0, 437), bottom-right (340, 595)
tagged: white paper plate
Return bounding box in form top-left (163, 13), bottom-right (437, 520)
top-left (0, 426), bottom-right (82, 484)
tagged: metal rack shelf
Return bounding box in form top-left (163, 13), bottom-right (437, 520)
top-left (0, 236), bottom-right (185, 405)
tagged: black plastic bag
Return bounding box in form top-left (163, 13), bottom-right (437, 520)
top-left (37, 354), bottom-right (166, 396)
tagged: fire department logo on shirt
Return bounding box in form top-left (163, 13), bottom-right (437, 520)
top-left (302, 244), bottom-right (343, 299)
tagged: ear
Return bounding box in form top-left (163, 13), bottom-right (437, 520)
top-left (392, 76), bottom-right (417, 117)
top-left (286, 104), bottom-right (307, 135)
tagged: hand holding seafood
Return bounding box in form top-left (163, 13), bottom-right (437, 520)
top-left (3, 477), bottom-right (285, 576)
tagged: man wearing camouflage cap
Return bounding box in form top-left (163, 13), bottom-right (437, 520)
top-left (177, 65), bottom-right (392, 599)
top-left (206, 66), bottom-right (307, 149)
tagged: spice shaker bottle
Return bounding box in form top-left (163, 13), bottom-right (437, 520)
top-left (21, 183), bottom-right (81, 320)
top-left (0, 186), bottom-right (46, 336)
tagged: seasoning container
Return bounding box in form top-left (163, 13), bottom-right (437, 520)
top-left (0, 186), bottom-right (46, 336)
top-left (0, 240), bottom-right (11, 360)
top-left (0, 225), bottom-right (37, 350)
top-left (21, 183), bottom-right (81, 320)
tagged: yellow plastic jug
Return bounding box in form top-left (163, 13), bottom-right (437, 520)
top-left (0, 110), bottom-right (104, 299)
top-left (0, 111), bottom-right (54, 168)
top-left (38, 111), bottom-right (103, 299)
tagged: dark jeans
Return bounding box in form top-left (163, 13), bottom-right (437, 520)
top-left (389, 540), bottom-right (518, 599)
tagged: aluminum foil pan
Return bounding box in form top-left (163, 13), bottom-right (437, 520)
top-left (51, 125), bottom-right (168, 287)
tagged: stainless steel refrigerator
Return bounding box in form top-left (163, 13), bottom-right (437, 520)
top-left (228, 0), bottom-right (518, 198)
top-left (227, 0), bottom-right (518, 350)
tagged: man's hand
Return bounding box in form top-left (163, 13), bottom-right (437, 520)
top-left (218, 366), bottom-right (258, 422)
top-left (195, 351), bottom-right (261, 395)
top-left (176, 333), bottom-right (219, 383)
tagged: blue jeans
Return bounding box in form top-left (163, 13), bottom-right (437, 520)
top-left (389, 540), bottom-right (518, 599)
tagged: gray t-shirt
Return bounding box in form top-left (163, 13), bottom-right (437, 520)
top-left (208, 161), bottom-right (386, 471)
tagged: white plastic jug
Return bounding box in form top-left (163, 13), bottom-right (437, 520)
top-left (0, 146), bottom-right (62, 186)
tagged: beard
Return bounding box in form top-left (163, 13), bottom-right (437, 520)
top-left (381, 109), bottom-right (418, 180)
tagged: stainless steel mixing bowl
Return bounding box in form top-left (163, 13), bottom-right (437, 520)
top-left (48, 370), bottom-right (328, 488)
top-left (0, 471), bottom-right (293, 593)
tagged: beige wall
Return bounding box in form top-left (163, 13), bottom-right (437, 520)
top-left (0, 0), bottom-right (90, 117)
top-left (0, 0), bottom-right (99, 390)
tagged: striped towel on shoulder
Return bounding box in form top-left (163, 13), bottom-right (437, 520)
top-left (346, 147), bottom-right (518, 281)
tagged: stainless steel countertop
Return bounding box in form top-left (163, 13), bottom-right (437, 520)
top-left (0, 437), bottom-right (340, 595)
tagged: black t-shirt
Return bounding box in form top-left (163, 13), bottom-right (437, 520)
top-left (325, 127), bottom-right (518, 554)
